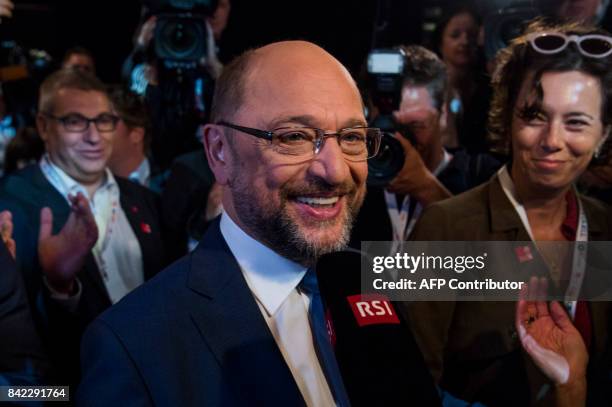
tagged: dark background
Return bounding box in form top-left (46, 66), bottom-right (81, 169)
top-left (0, 0), bottom-right (433, 82)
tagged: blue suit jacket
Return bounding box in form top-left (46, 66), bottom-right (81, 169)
top-left (77, 221), bottom-right (305, 406)
top-left (0, 237), bottom-right (49, 386)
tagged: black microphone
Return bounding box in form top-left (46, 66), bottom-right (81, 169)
top-left (315, 249), bottom-right (441, 407)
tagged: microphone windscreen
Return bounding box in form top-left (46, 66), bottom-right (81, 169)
top-left (316, 250), bottom-right (441, 406)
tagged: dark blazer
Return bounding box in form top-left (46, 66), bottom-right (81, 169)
top-left (0, 164), bottom-right (166, 383)
top-left (161, 150), bottom-right (217, 261)
top-left (0, 238), bottom-right (49, 385)
top-left (401, 174), bottom-right (612, 406)
top-left (77, 222), bottom-right (306, 406)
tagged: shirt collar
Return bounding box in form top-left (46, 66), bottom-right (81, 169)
top-left (219, 212), bottom-right (307, 316)
top-left (433, 148), bottom-right (453, 176)
top-left (40, 154), bottom-right (117, 200)
top-left (498, 165), bottom-right (580, 241)
top-left (128, 157), bottom-right (151, 187)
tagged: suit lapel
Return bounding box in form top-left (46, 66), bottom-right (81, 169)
top-left (27, 166), bottom-right (71, 232)
top-left (487, 176), bottom-right (559, 292)
top-left (187, 223), bottom-right (305, 405)
top-left (116, 178), bottom-right (163, 280)
top-left (488, 175), bottom-right (531, 241)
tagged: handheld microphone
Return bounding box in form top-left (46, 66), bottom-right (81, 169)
top-left (315, 250), bottom-right (441, 406)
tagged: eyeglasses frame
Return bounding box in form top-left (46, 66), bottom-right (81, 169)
top-left (216, 120), bottom-right (382, 161)
top-left (42, 112), bottom-right (121, 133)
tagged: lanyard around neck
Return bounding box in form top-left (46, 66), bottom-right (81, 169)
top-left (497, 166), bottom-right (588, 316)
top-left (385, 149), bottom-right (453, 242)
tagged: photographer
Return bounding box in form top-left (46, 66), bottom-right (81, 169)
top-left (350, 45), bottom-right (499, 246)
top-left (122, 0), bottom-right (229, 170)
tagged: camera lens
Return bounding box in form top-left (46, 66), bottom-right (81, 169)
top-left (155, 16), bottom-right (206, 62)
top-left (162, 21), bottom-right (198, 58)
top-left (367, 132), bottom-right (405, 187)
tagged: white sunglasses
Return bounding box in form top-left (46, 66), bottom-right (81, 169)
top-left (526, 32), bottom-right (612, 58)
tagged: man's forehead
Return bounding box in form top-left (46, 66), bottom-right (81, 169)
top-left (53, 88), bottom-right (111, 112)
top-left (247, 41), bottom-right (355, 87)
top-left (236, 41), bottom-right (363, 123)
top-left (55, 87), bottom-right (108, 103)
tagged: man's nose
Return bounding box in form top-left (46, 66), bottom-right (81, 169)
top-left (83, 123), bottom-right (102, 144)
top-left (307, 137), bottom-right (350, 185)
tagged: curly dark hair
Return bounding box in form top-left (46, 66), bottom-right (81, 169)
top-left (488, 19), bottom-right (612, 163)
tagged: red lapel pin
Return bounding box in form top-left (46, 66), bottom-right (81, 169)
top-left (140, 222), bottom-right (152, 234)
top-left (515, 245), bottom-right (533, 263)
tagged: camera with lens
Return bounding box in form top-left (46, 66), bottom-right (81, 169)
top-left (143, 0), bottom-right (218, 70)
top-left (366, 48), bottom-right (415, 187)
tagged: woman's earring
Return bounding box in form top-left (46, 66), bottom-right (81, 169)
top-left (594, 148), bottom-right (601, 159)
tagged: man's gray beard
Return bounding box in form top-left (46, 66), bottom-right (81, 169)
top-left (231, 181), bottom-right (358, 266)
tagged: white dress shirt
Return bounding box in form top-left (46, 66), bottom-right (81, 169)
top-left (220, 213), bottom-right (336, 407)
top-left (40, 155), bottom-right (144, 304)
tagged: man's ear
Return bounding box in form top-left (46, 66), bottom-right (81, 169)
top-left (129, 126), bottom-right (145, 144)
top-left (203, 123), bottom-right (230, 185)
top-left (36, 114), bottom-right (49, 142)
top-left (439, 101), bottom-right (448, 129)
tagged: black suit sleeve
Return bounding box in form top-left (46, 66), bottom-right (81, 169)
top-left (0, 239), bottom-right (49, 384)
top-left (77, 319), bottom-right (152, 407)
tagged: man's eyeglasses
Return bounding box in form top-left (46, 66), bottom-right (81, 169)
top-left (217, 121), bottom-right (382, 162)
top-left (43, 113), bottom-right (120, 133)
top-left (527, 32), bottom-right (612, 58)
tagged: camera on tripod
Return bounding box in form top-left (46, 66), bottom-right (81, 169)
top-left (366, 48), bottom-right (415, 187)
top-left (143, 0), bottom-right (218, 71)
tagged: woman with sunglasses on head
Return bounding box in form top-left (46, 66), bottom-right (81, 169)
top-left (402, 20), bottom-right (612, 407)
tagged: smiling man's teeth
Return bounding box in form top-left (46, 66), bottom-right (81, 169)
top-left (296, 196), bottom-right (339, 206)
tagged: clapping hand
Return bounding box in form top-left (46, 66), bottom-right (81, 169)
top-left (516, 277), bottom-right (588, 406)
top-left (0, 210), bottom-right (16, 259)
top-left (38, 192), bottom-right (98, 295)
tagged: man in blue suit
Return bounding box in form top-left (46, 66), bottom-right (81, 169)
top-left (77, 41), bottom-right (380, 406)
